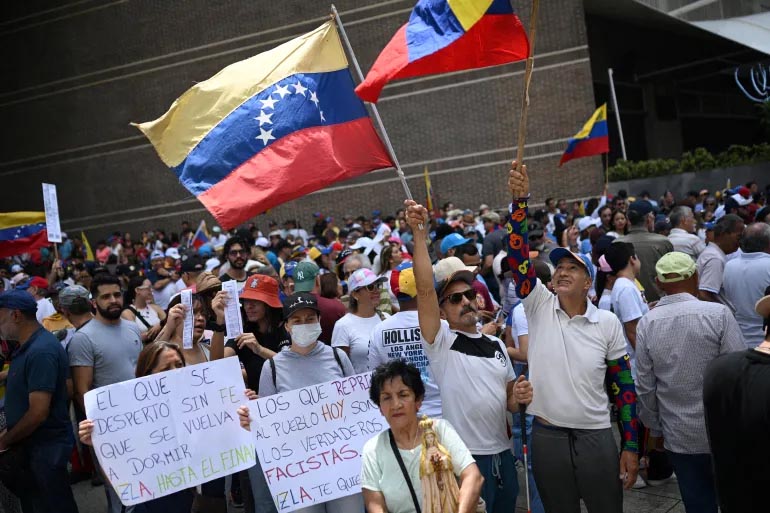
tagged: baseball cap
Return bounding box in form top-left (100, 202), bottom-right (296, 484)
top-left (212, 226), bottom-right (222, 233)
top-left (255, 237), bottom-right (270, 248)
top-left (628, 200), bottom-right (654, 217)
top-left (241, 275), bottom-right (282, 308)
top-left (434, 257), bottom-right (476, 297)
top-left (350, 237), bottom-right (373, 252)
top-left (604, 242), bottom-right (635, 274)
top-left (268, 230), bottom-right (282, 238)
top-left (390, 262), bottom-right (417, 301)
top-left (165, 247), bottom-right (181, 260)
top-left (150, 250), bottom-right (165, 260)
top-left (0, 290), bottom-right (38, 313)
top-left (348, 268), bottom-right (386, 292)
top-left (290, 245), bottom-right (307, 259)
top-left (180, 255), bottom-right (204, 273)
top-left (10, 264), bottom-right (22, 274)
top-left (655, 251), bottom-right (696, 283)
top-left (282, 292), bottom-right (320, 320)
top-left (481, 212), bottom-right (501, 224)
top-left (730, 193), bottom-right (751, 207)
top-left (195, 272), bottom-right (222, 295)
top-left (293, 261), bottom-right (320, 292)
top-left (308, 245), bottom-right (330, 261)
top-left (280, 261), bottom-right (298, 280)
top-left (198, 244), bottom-right (214, 258)
top-left (17, 276), bottom-right (49, 291)
top-left (528, 221), bottom-right (545, 238)
top-left (549, 248), bottom-right (591, 277)
top-left (440, 233), bottom-right (471, 254)
top-left (10, 273), bottom-right (28, 287)
top-left (577, 216), bottom-right (600, 233)
top-left (59, 285), bottom-right (91, 309)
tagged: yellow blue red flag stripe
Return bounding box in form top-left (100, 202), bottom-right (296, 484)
top-left (559, 104), bottom-right (610, 166)
top-left (356, 0), bottom-right (529, 103)
top-left (0, 212), bottom-right (48, 258)
top-left (134, 22), bottom-right (393, 229)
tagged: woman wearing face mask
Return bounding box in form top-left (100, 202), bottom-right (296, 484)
top-left (332, 269), bottom-right (389, 373)
top-left (243, 292), bottom-right (360, 513)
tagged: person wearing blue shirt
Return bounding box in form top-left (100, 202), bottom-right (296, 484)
top-left (0, 290), bottom-right (78, 513)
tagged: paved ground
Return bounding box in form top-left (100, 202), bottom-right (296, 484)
top-left (73, 475), bottom-right (684, 512)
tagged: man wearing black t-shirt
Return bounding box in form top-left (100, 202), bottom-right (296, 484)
top-left (703, 287), bottom-right (770, 512)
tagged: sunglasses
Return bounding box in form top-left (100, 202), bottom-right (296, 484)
top-left (440, 289), bottom-right (476, 305)
top-left (355, 283), bottom-right (381, 293)
top-left (228, 249), bottom-right (249, 257)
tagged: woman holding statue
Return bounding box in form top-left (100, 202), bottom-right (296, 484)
top-left (360, 360), bottom-right (484, 513)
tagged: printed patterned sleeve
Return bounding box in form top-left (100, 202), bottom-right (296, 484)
top-left (606, 354), bottom-right (640, 453)
top-left (505, 199), bottom-right (537, 299)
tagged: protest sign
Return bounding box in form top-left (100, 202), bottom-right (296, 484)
top-left (84, 358), bottom-right (254, 506)
top-left (181, 289), bottom-right (194, 349)
top-left (251, 372), bottom-right (386, 512)
top-left (222, 280), bottom-right (243, 340)
top-left (41, 183), bottom-right (62, 243)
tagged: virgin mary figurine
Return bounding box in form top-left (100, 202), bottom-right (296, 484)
top-left (419, 416), bottom-right (461, 513)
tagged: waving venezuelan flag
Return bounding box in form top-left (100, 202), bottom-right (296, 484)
top-left (134, 22), bottom-right (393, 229)
top-left (356, 0), bottom-right (529, 103)
top-left (0, 212), bottom-right (48, 259)
top-left (559, 104), bottom-right (610, 166)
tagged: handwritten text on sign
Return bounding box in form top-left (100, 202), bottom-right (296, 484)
top-left (251, 372), bottom-right (386, 512)
top-left (85, 358), bottom-right (254, 506)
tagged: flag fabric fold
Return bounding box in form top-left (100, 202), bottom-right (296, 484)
top-left (134, 21), bottom-right (393, 229)
top-left (356, 0), bottom-right (529, 103)
top-left (559, 104), bottom-right (610, 167)
top-left (81, 231), bottom-right (95, 261)
top-left (0, 212), bottom-right (48, 259)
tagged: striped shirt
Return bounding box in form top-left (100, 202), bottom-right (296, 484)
top-left (635, 293), bottom-right (746, 454)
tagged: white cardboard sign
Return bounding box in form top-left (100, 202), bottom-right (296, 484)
top-left (41, 183), bottom-right (62, 243)
top-left (251, 372), bottom-right (386, 512)
top-left (84, 358), bottom-right (255, 506)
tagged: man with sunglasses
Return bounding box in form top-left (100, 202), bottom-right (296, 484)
top-left (405, 203), bottom-right (533, 512)
top-left (505, 161), bottom-right (640, 513)
top-left (220, 236), bottom-right (252, 291)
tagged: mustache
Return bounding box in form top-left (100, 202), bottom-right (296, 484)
top-left (461, 305), bottom-right (478, 316)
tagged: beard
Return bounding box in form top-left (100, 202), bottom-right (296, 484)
top-left (97, 303), bottom-right (122, 320)
top-left (230, 258), bottom-right (246, 270)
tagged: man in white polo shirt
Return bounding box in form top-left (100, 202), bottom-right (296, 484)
top-left (405, 204), bottom-right (533, 513)
top-left (505, 160), bottom-right (640, 513)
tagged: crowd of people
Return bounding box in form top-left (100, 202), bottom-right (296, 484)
top-left (0, 171), bottom-right (769, 513)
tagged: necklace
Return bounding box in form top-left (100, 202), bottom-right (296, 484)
top-left (397, 426), bottom-right (422, 451)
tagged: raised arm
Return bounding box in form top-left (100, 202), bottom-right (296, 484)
top-left (404, 200), bottom-right (441, 344)
top-left (504, 161), bottom-right (537, 299)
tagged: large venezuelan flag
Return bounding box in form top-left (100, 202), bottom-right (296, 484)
top-left (559, 104), bottom-right (610, 167)
top-left (134, 22), bottom-right (393, 229)
top-left (0, 212), bottom-right (48, 259)
top-left (356, 0), bottom-right (529, 103)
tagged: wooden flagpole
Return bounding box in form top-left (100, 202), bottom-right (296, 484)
top-left (515, 0), bottom-right (541, 167)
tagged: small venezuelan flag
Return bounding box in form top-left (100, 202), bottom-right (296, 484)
top-left (0, 212), bottom-right (48, 259)
top-left (134, 22), bottom-right (393, 229)
top-left (191, 220), bottom-right (210, 249)
top-left (559, 104), bottom-right (610, 167)
top-left (356, 0), bottom-right (529, 103)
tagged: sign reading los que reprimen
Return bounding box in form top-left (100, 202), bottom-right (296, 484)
top-left (251, 372), bottom-right (387, 512)
top-left (85, 358), bottom-right (254, 506)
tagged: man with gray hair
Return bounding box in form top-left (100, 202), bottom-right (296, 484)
top-left (697, 214), bottom-right (744, 306)
top-left (723, 222), bottom-right (770, 347)
top-left (668, 206), bottom-right (706, 259)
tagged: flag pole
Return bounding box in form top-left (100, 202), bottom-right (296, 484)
top-left (515, 0), bottom-right (540, 167)
top-left (608, 68), bottom-right (627, 161)
top-left (331, 4), bottom-right (414, 202)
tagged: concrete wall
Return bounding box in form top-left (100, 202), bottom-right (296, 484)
top-left (608, 163), bottom-right (770, 199)
top-left (0, 0), bottom-right (601, 241)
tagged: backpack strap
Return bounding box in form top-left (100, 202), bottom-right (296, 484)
top-left (331, 346), bottom-right (346, 376)
top-left (269, 358), bottom-right (277, 389)
top-left (127, 305), bottom-right (152, 330)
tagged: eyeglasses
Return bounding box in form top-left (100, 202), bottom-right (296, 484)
top-left (440, 289), bottom-right (476, 305)
top-left (228, 249), bottom-right (249, 257)
top-left (355, 283), bottom-right (381, 293)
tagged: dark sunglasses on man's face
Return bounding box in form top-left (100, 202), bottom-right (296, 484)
top-left (440, 289), bottom-right (476, 305)
top-left (228, 249), bottom-right (249, 257)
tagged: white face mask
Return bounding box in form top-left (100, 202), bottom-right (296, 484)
top-left (291, 322), bottom-right (322, 347)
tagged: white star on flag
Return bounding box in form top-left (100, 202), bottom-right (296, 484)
top-left (254, 110), bottom-right (273, 126)
top-left (256, 128), bottom-right (276, 145)
top-left (309, 91), bottom-right (319, 107)
top-left (260, 97), bottom-right (278, 110)
top-left (274, 84), bottom-right (291, 98)
top-left (293, 82), bottom-right (308, 96)
top-left (319, 111), bottom-right (326, 122)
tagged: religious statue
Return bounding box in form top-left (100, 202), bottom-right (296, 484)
top-left (419, 416), bottom-right (461, 513)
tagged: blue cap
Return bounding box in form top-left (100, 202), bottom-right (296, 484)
top-left (281, 261), bottom-right (298, 279)
top-left (198, 244), bottom-right (214, 257)
top-left (549, 248), bottom-right (594, 280)
top-left (0, 290), bottom-right (38, 313)
top-left (440, 233), bottom-right (471, 254)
